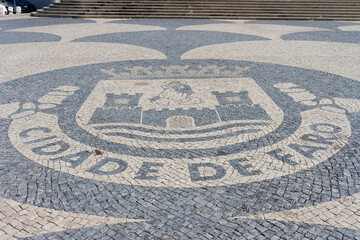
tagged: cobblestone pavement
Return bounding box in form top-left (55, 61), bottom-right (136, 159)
top-left (1, 14), bottom-right (360, 239)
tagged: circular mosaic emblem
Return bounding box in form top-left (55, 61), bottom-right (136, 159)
top-left (2, 60), bottom-right (359, 188)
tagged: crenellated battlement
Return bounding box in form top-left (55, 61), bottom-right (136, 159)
top-left (89, 90), bottom-right (270, 127)
top-left (142, 107), bottom-right (219, 128)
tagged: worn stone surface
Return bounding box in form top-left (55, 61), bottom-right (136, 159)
top-left (0, 197), bottom-right (145, 239)
top-left (0, 14), bottom-right (360, 239)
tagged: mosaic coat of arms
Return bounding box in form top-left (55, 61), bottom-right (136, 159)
top-left (4, 62), bottom-right (358, 188)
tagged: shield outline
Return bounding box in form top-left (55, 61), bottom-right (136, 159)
top-left (76, 77), bottom-right (284, 150)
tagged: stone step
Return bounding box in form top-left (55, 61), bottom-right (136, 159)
top-left (44, 4), bottom-right (360, 10)
top-left (58, 0), bottom-right (360, 3)
top-left (46, 4), bottom-right (360, 9)
top-left (33, 10), bottom-right (360, 17)
top-left (42, 6), bottom-right (360, 12)
top-left (52, 2), bottom-right (360, 6)
top-left (48, 1), bottom-right (360, 8)
top-left (43, 4), bottom-right (360, 11)
top-left (39, 5), bottom-right (360, 12)
top-left (31, 13), bottom-right (360, 21)
top-left (40, 8), bottom-right (360, 14)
